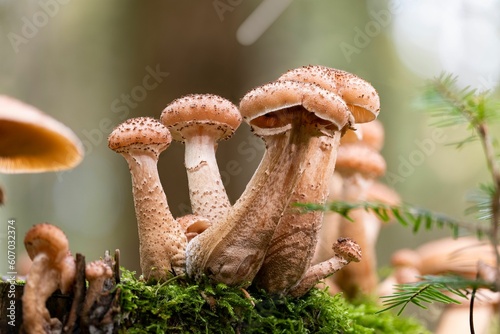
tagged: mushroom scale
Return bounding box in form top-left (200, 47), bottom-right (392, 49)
top-left (108, 117), bottom-right (187, 281)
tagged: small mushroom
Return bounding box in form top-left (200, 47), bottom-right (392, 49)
top-left (177, 214), bottom-right (211, 242)
top-left (108, 117), bottom-right (187, 280)
top-left (161, 94), bottom-right (241, 224)
top-left (186, 80), bottom-right (352, 286)
top-left (332, 142), bottom-right (387, 298)
top-left (254, 65), bottom-right (380, 295)
top-left (288, 238), bottom-right (362, 297)
top-left (0, 95), bottom-right (83, 173)
top-left (22, 223), bottom-right (76, 333)
top-left (83, 260), bottom-right (114, 318)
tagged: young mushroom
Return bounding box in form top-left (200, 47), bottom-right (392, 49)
top-left (22, 223), bottom-right (76, 333)
top-left (83, 260), bottom-right (114, 320)
top-left (254, 65), bottom-right (380, 296)
top-left (161, 94), bottom-right (241, 224)
top-left (108, 117), bottom-right (187, 280)
top-left (186, 79), bottom-right (352, 286)
top-left (0, 95), bottom-right (83, 173)
top-left (332, 142), bottom-right (387, 297)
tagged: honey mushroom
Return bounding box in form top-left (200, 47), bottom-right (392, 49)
top-left (108, 117), bottom-right (187, 280)
top-left (254, 65), bottom-right (381, 296)
top-left (22, 223), bottom-right (76, 333)
top-left (186, 79), bottom-right (352, 286)
top-left (161, 94), bottom-right (241, 224)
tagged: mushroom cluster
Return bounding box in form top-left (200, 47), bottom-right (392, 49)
top-left (108, 65), bottom-right (381, 297)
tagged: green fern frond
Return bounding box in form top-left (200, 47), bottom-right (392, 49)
top-left (378, 275), bottom-right (492, 316)
top-left (294, 201), bottom-right (488, 238)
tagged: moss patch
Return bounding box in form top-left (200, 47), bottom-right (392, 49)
top-left (117, 269), bottom-right (429, 333)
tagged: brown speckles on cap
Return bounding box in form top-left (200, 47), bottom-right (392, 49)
top-left (161, 94), bottom-right (241, 142)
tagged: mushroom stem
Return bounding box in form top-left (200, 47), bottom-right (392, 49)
top-left (184, 133), bottom-right (230, 222)
top-left (186, 127), bottom-right (307, 285)
top-left (108, 117), bottom-right (187, 280)
top-left (22, 253), bottom-right (61, 333)
top-left (254, 133), bottom-right (342, 293)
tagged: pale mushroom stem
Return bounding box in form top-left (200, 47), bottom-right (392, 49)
top-left (122, 152), bottom-right (186, 279)
top-left (255, 132), bottom-right (342, 294)
top-left (184, 132), bottom-right (231, 223)
top-left (187, 114), bottom-right (322, 285)
top-left (22, 253), bottom-right (61, 333)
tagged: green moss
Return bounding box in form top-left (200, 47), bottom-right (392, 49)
top-left (116, 269), bottom-right (429, 333)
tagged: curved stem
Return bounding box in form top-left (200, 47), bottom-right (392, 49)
top-left (255, 133), bottom-right (341, 294)
top-left (123, 152), bottom-right (187, 280)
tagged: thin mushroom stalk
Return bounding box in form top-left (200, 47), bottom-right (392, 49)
top-left (108, 117), bottom-right (186, 280)
top-left (186, 80), bottom-right (352, 286)
top-left (161, 94), bottom-right (241, 224)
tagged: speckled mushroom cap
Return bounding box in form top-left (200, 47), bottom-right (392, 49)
top-left (24, 223), bottom-right (69, 264)
top-left (0, 95), bottom-right (84, 174)
top-left (239, 80), bottom-right (352, 136)
top-left (341, 119), bottom-right (385, 151)
top-left (160, 94), bottom-right (241, 142)
top-left (335, 143), bottom-right (386, 178)
top-left (108, 117), bottom-right (172, 157)
top-left (277, 65), bottom-right (380, 123)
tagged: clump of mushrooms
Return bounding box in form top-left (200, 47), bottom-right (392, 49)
top-left (107, 65), bottom-right (382, 298)
top-left (22, 223), bottom-right (76, 333)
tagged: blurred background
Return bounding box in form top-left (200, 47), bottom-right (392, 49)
top-left (0, 0), bottom-right (499, 313)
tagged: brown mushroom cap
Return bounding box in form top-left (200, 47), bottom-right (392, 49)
top-left (239, 80), bottom-right (351, 136)
top-left (108, 117), bottom-right (172, 156)
top-left (24, 223), bottom-right (70, 264)
top-left (277, 65), bottom-right (380, 123)
top-left (366, 181), bottom-right (401, 206)
top-left (335, 143), bottom-right (386, 178)
top-left (0, 95), bottom-right (84, 173)
top-left (160, 94), bottom-right (241, 142)
top-left (333, 237), bottom-right (362, 263)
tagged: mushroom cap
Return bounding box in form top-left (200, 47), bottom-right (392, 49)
top-left (161, 94), bottom-right (241, 143)
top-left (108, 117), bottom-right (172, 155)
top-left (332, 237), bottom-right (362, 262)
top-left (24, 223), bottom-right (70, 265)
top-left (239, 80), bottom-right (352, 136)
top-left (177, 214), bottom-right (211, 234)
top-left (0, 95), bottom-right (84, 174)
top-left (85, 260), bottom-right (113, 281)
top-left (335, 143), bottom-right (386, 178)
top-left (341, 119), bottom-right (385, 151)
top-left (277, 65), bottom-right (380, 123)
